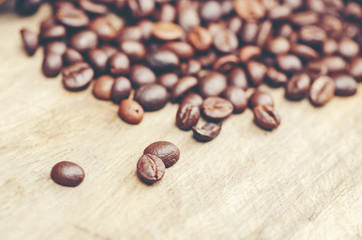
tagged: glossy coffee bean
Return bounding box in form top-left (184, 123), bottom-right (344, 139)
top-left (93, 75), bottom-right (114, 100)
top-left (146, 50), bottom-right (180, 72)
top-left (134, 84), bottom-right (168, 111)
top-left (45, 41), bottom-right (67, 56)
top-left (56, 8), bottom-right (89, 28)
top-left (143, 141), bottom-right (180, 168)
top-left (171, 76), bottom-right (198, 102)
top-left (40, 25), bottom-right (66, 40)
top-left (277, 54), bottom-right (302, 73)
top-left (118, 99), bottom-right (144, 124)
top-left (111, 76), bottom-right (131, 104)
top-left (128, 0), bottom-right (155, 18)
top-left (212, 55), bottom-right (239, 73)
top-left (285, 73), bottom-right (311, 100)
top-left (338, 38), bottom-right (360, 58)
top-left (253, 105), bottom-right (280, 131)
top-left (249, 91), bottom-right (274, 109)
top-left (181, 93), bottom-right (203, 109)
top-left (20, 28), bottom-right (39, 56)
top-left (349, 58), bottom-right (362, 81)
top-left (266, 67), bottom-right (288, 87)
top-left (192, 122), bottom-right (222, 142)
top-left (62, 62), bottom-right (94, 91)
top-left (137, 154), bottom-right (165, 184)
top-left (199, 71), bottom-right (227, 98)
top-left (42, 53), bottom-right (63, 78)
top-left (63, 48), bottom-right (83, 65)
top-left (309, 76), bottom-right (335, 106)
top-left (222, 86), bottom-right (247, 113)
top-left (15, 0), bottom-right (42, 16)
top-left (333, 74), bottom-right (357, 97)
top-left (70, 30), bottom-right (98, 53)
top-left (291, 44), bottom-right (319, 60)
top-left (176, 103), bottom-right (200, 131)
top-left (235, 0), bottom-right (266, 23)
top-left (51, 161), bottom-right (85, 187)
top-left (247, 61), bottom-right (267, 86)
top-left (187, 26), bottom-right (213, 51)
top-left (161, 42), bottom-right (194, 59)
top-left (239, 45), bottom-right (262, 63)
top-left (158, 73), bottom-right (178, 91)
top-left (119, 40), bottom-right (146, 61)
top-left (130, 65), bottom-right (156, 88)
top-left (200, 1), bottom-right (222, 22)
top-left (88, 49), bottom-right (108, 74)
top-left (109, 52), bottom-right (130, 75)
top-left (201, 97), bottom-right (234, 122)
top-left (268, 37), bottom-right (290, 55)
top-left (228, 68), bottom-right (248, 90)
top-left (213, 29), bottom-right (238, 53)
top-left (152, 22), bottom-right (184, 41)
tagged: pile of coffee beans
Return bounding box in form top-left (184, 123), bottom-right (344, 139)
top-left (19, 0), bottom-right (361, 142)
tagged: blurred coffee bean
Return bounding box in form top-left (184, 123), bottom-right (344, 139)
top-left (45, 41), bottom-right (67, 56)
top-left (130, 65), bottom-right (156, 88)
top-left (187, 26), bottom-right (213, 51)
top-left (90, 16), bottom-right (120, 42)
top-left (181, 59), bottom-right (202, 76)
top-left (158, 3), bottom-right (176, 22)
top-left (199, 71), bottom-right (227, 98)
top-left (197, 51), bottom-right (218, 68)
top-left (181, 93), bottom-right (203, 109)
top-left (269, 5), bottom-right (292, 20)
top-left (171, 76), bottom-right (198, 102)
top-left (291, 44), bottom-right (319, 60)
top-left (200, 1), bottom-right (222, 22)
top-left (128, 0), bottom-right (155, 18)
top-left (266, 67), bottom-right (288, 87)
top-left (111, 76), bottom-right (132, 103)
top-left (152, 22), bottom-right (184, 41)
top-left (309, 76), bottom-right (335, 106)
top-left (212, 55), bottom-right (239, 73)
top-left (146, 50), bottom-right (180, 72)
top-left (277, 54), bottom-right (302, 73)
top-left (134, 83), bottom-right (168, 111)
top-left (158, 73), bottom-right (178, 91)
top-left (15, 0), bottom-right (42, 16)
top-left (70, 30), bottom-right (98, 53)
top-left (246, 61), bottom-right (267, 86)
top-left (285, 72), bottom-right (311, 100)
top-left (235, 0), bottom-right (266, 23)
top-left (289, 11), bottom-right (319, 26)
top-left (137, 20), bottom-right (154, 41)
top-left (249, 90), bottom-right (274, 109)
top-left (349, 58), bottom-right (362, 81)
top-left (56, 8), bottom-right (89, 28)
top-left (177, 2), bottom-right (200, 31)
top-left (161, 42), bottom-right (194, 59)
top-left (222, 86), bottom-right (247, 113)
top-left (240, 22), bottom-right (259, 44)
top-left (338, 37), bottom-right (360, 58)
top-left (228, 67), bottom-right (248, 90)
top-left (239, 45), bottom-right (262, 63)
top-left (79, 0), bottom-right (108, 15)
top-left (323, 39), bottom-right (338, 56)
top-left (119, 40), bottom-right (146, 60)
top-left (227, 17), bottom-right (243, 34)
top-left (333, 74), bottom-right (357, 96)
top-left (40, 25), bottom-right (66, 40)
top-left (299, 25), bottom-right (327, 44)
top-left (109, 52), bottom-right (130, 76)
top-left (213, 29), bottom-right (238, 53)
top-left (323, 56), bottom-right (347, 73)
top-left (42, 53), bottom-right (63, 78)
top-left (20, 28), bottom-right (39, 56)
top-left (100, 45), bottom-right (118, 59)
top-left (268, 37), bottom-right (290, 55)
top-left (93, 75), bottom-right (115, 100)
top-left (63, 48), bottom-right (83, 66)
top-left (256, 20), bottom-right (273, 47)
top-left (176, 103), bottom-right (200, 131)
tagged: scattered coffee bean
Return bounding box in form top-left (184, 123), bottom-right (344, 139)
top-left (181, 93), bottom-right (203, 109)
top-left (277, 54), bottom-right (302, 73)
top-left (161, 41), bottom-right (194, 59)
top-left (213, 29), bottom-right (238, 53)
top-left (247, 61), bottom-right (267, 86)
top-left (187, 26), bottom-right (213, 51)
top-left (176, 103), bottom-right (200, 131)
top-left (253, 105), bottom-right (280, 130)
top-left (291, 44), bottom-right (319, 60)
top-left (171, 76), bottom-right (198, 102)
top-left (144, 141), bottom-right (180, 168)
top-left (309, 76), bottom-right (335, 106)
top-left (201, 97), bottom-right (234, 122)
top-left (338, 37), bottom-right (360, 58)
top-left (111, 76), bottom-right (132, 104)
top-left (62, 62), bottom-right (94, 91)
top-left (333, 74), bottom-right (357, 96)
top-left (192, 122), bottom-right (222, 142)
top-left (239, 45), bottom-right (262, 63)
top-left (40, 24), bottom-right (66, 40)
top-left (20, 28), bottom-right (39, 56)
top-left (323, 56), bottom-right (347, 73)
top-left (42, 53), bottom-right (63, 78)
top-left (93, 75), bottom-right (114, 100)
top-left (51, 161), bottom-right (85, 187)
top-left (119, 40), bottom-right (146, 61)
top-left (118, 99), bottom-right (144, 124)
top-left (268, 37), bottom-right (290, 55)
top-left (45, 41), bottom-right (67, 56)
top-left (146, 50), bottom-right (180, 72)
top-left (266, 67), bottom-right (288, 87)
top-left (249, 91), bottom-right (274, 109)
top-left (56, 7), bottom-right (89, 28)
top-left (285, 72), bottom-right (311, 100)
top-left (235, 0), bottom-right (266, 23)
top-left (134, 84), bottom-right (168, 111)
top-left (222, 86), bottom-right (248, 113)
top-left (137, 154), bottom-right (165, 184)
top-left (78, 0), bottom-right (108, 15)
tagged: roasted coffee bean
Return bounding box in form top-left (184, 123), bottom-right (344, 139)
top-left (227, 16), bottom-right (243, 34)
top-left (240, 22), bottom-right (259, 44)
top-left (249, 90), bottom-right (274, 109)
top-left (100, 45), bottom-right (118, 59)
top-left (201, 97), bottom-right (234, 122)
top-left (256, 20), bottom-right (273, 47)
top-left (109, 52), bottom-right (130, 75)
top-left (111, 76), bottom-right (132, 103)
top-left (277, 54), bottom-right (302, 73)
top-left (158, 73), bottom-right (178, 91)
top-left (161, 42), bottom-right (194, 59)
top-left (267, 37), bottom-right (290, 55)
top-left (320, 15), bottom-right (343, 37)
top-left (197, 51), bottom-right (218, 68)
top-left (152, 22), bottom-right (184, 41)
top-left (171, 76), bottom-right (198, 102)
top-left (42, 53), bottom-right (63, 78)
top-left (176, 103), bottom-right (200, 131)
top-left (45, 41), bottom-right (67, 56)
top-left (62, 62), bottom-right (94, 91)
top-left (90, 16), bottom-right (119, 42)
top-left (285, 72), bottom-right (311, 100)
top-left (199, 71), bottom-right (227, 98)
top-left (187, 26), bottom-right (213, 51)
top-left (299, 25), bottom-right (327, 44)
top-left (56, 7), bottom-right (89, 28)
top-left (338, 37), bottom-right (360, 59)
top-left (134, 84), bottom-right (168, 111)
top-left (128, 0), bottom-right (155, 18)
top-left (181, 93), bottom-right (203, 109)
top-left (117, 26), bottom-right (143, 42)
top-left (159, 3), bottom-right (176, 22)
top-left (247, 61), bottom-right (267, 86)
top-left (15, 0), bottom-right (42, 16)
top-left (307, 60), bottom-right (328, 80)
top-left (253, 105), bottom-right (280, 130)
top-left (137, 154), bottom-right (165, 184)
top-left (309, 76), bottom-right (335, 106)
top-left (192, 122), bottom-right (222, 142)
top-left (333, 74), bottom-right (357, 96)
top-left (92, 75), bottom-right (114, 100)
top-left (266, 67), bottom-right (288, 87)
top-left (200, 1), bottom-right (222, 22)
top-left (146, 50), bottom-right (180, 72)
top-left (269, 4), bottom-right (292, 20)
top-left (137, 19), bottom-right (154, 41)
top-left (40, 25), bottom-right (66, 40)
top-left (349, 58), bottom-right (362, 81)
top-left (235, 0), bottom-right (266, 23)
top-left (289, 11), bottom-right (319, 26)
top-left (181, 59), bottom-right (202, 76)
top-left (70, 30), bottom-right (98, 53)
top-left (130, 65), bottom-right (156, 88)
top-left (51, 161), bottom-right (85, 187)
top-left (119, 40), bottom-right (146, 60)
top-left (291, 44), bottom-right (319, 60)
top-left (118, 99), bottom-right (144, 124)
top-left (222, 86), bottom-right (247, 113)
top-left (87, 49), bottom-right (108, 74)
top-left (40, 17), bottom-right (56, 32)
top-left (78, 0), bottom-right (108, 15)
top-left (284, 0), bottom-right (303, 9)
top-left (212, 55), bottom-right (239, 73)
top-left (239, 45), bottom-right (262, 63)
top-left (63, 48), bottom-right (83, 65)
top-left (278, 24), bottom-right (293, 38)
top-left (323, 39), bottom-right (338, 55)
top-left (208, 23), bottom-right (227, 38)
top-left (177, 2), bottom-right (200, 31)
top-left (20, 28), bottom-right (39, 56)
top-left (323, 56), bottom-right (347, 73)
top-left (213, 29), bottom-right (238, 53)
top-left (144, 141), bottom-right (180, 168)
top-left (228, 67), bottom-right (248, 90)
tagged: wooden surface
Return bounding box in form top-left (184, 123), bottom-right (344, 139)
top-left (0, 5), bottom-right (362, 240)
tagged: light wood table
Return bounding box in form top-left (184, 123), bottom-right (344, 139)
top-left (0, 5), bottom-right (361, 240)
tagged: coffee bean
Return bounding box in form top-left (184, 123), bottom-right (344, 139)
top-left (109, 52), bottom-right (130, 76)
top-left (45, 41), bottom-right (67, 56)
top-left (349, 57), bottom-right (362, 81)
top-left (187, 26), bottom-right (213, 51)
top-left (278, 24), bottom-right (293, 38)
top-left (253, 105), bottom-right (280, 130)
top-left (152, 22), bottom-right (184, 41)
top-left (299, 25), bottom-right (327, 44)
top-left (266, 67), bottom-right (288, 87)
top-left (277, 54), bottom-right (302, 73)
top-left (213, 29), bottom-right (238, 53)
top-left (90, 16), bottom-right (119, 42)
top-left (146, 50), bottom-right (180, 72)
top-left (228, 67), bottom-right (248, 90)
top-left (40, 25), bottom-right (66, 40)
top-left (213, 55), bottom-right (239, 73)
top-left (181, 93), bottom-right (203, 109)
top-left (42, 53), bottom-right (63, 78)
top-left (87, 49), bottom-right (108, 74)
top-left (320, 15), bottom-right (343, 37)
top-left (15, 0), bottom-right (42, 16)
top-left (240, 22), bottom-right (259, 44)
top-left (171, 76), bottom-right (198, 102)
top-left (181, 59), bottom-right (202, 76)
top-left (323, 56), bottom-right (347, 73)
top-left (78, 0), bottom-right (108, 15)
top-left (130, 65), bottom-right (156, 88)
top-left (176, 103), bottom-right (200, 131)
top-left (249, 90), bottom-right (274, 109)
top-left (239, 45), bottom-right (262, 63)
top-left (92, 75), bottom-right (114, 100)
top-left (192, 122), bottom-right (222, 142)
top-left (200, 1), bottom-right (222, 22)
top-left (70, 30), bottom-right (98, 53)
top-left (158, 73), bottom-right (178, 91)
top-left (40, 17), bottom-right (56, 32)
top-left (222, 86), bottom-right (247, 113)
top-left (201, 97), bottom-right (234, 122)
top-left (256, 20), bottom-right (273, 47)
top-left (333, 74), bottom-right (357, 96)
top-left (177, 2), bottom-right (200, 31)
top-left (199, 71), bottom-right (227, 98)
top-left (227, 16), bottom-right (243, 34)
top-left (161, 41), bottom-right (194, 59)
top-left (56, 7), bottom-right (89, 28)
top-left (137, 19), bottom-right (154, 41)
top-left (309, 76), bottom-right (335, 106)
top-left (247, 61), bottom-right (267, 86)
top-left (117, 26), bottom-right (143, 42)
top-left (338, 37), bottom-right (360, 58)
top-left (20, 28), bottom-right (39, 56)
top-left (100, 45), bottom-right (118, 59)
top-left (51, 161), bottom-right (85, 187)
top-left (63, 48), bottom-right (83, 65)
top-left (197, 51), bottom-right (218, 68)
top-left (289, 11), bottom-right (319, 26)
top-left (111, 76), bottom-right (132, 103)
top-left (323, 39), bottom-right (338, 55)
top-left (285, 72), bottom-right (311, 100)
top-left (208, 23), bottom-right (227, 38)
top-left (118, 99), bottom-right (144, 124)
top-left (62, 62), bottom-right (94, 91)
top-left (291, 44), bottom-right (319, 60)
top-left (269, 4), bottom-right (292, 20)
top-left (137, 154), bottom-right (165, 184)
top-left (159, 3), bottom-right (176, 22)
top-left (119, 40), bottom-right (146, 61)
top-left (268, 37), bottom-right (290, 55)
top-left (128, 0), bottom-right (155, 18)
top-left (235, 0), bottom-right (266, 23)
top-left (144, 141), bottom-right (180, 168)
top-left (55, 1), bottom-right (75, 10)
top-left (134, 84), bottom-right (168, 111)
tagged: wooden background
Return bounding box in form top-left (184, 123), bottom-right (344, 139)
top-left (0, 5), bottom-right (361, 240)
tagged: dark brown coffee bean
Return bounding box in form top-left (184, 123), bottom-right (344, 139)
top-left (152, 22), bottom-right (184, 41)
top-left (143, 141), bottom-right (180, 168)
top-left (323, 39), bottom-right (338, 56)
top-left (181, 59), bottom-right (202, 76)
top-left (134, 84), bottom-right (168, 111)
top-left (240, 22), bottom-right (259, 44)
top-left (51, 161), bottom-right (85, 187)
top-left (289, 11), bottom-right (319, 26)
top-left (221, 1), bottom-right (234, 15)
top-left (181, 93), bottom-right (203, 109)
top-left (256, 20), bottom-right (273, 47)
top-left (247, 61), bottom-right (267, 86)
top-left (130, 65), bottom-right (156, 88)
top-left (171, 76), bottom-right (198, 101)
top-left (249, 90), bottom-right (274, 109)
top-left (118, 99), bottom-right (144, 124)
top-left (137, 154), bottom-right (165, 184)
top-left (40, 25), bottom-right (66, 40)
top-left (146, 50), bottom-right (180, 72)
top-left (109, 52), bottom-right (130, 76)
top-left (212, 55), bottom-right (239, 73)
top-left (323, 56), bottom-right (347, 73)
top-left (285, 72), bottom-right (311, 100)
top-left (238, 45), bottom-right (262, 63)
top-left (158, 3), bottom-right (176, 22)
top-left (267, 37), bottom-right (290, 55)
top-left (338, 37), bottom-right (360, 59)
top-left (100, 45), bottom-right (118, 59)
top-left (235, 0), bottom-right (266, 23)
top-left (187, 26), bottom-right (213, 51)
top-left (253, 105), bottom-right (280, 130)
top-left (111, 76), bottom-right (132, 103)
top-left (92, 75), bottom-right (114, 100)
top-left (79, 0), bottom-right (108, 15)
top-left (299, 26), bottom-right (327, 44)
top-left (199, 71), bottom-right (227, 98)
top-left (45, 41), bottom-right (66, 56)
top-left (42, 53), bottom-right (63, 78)
top-left (291, 44), bottom-right (319, 60)
top-left (62, 62), bottom-right (94, 91)
top-left (309, 76), bottom-right (335, 106)
top-left (227, 16), bottom-right (243, 34)
top-left (333, 74), bottom-right (357, 97)
top-left (200, 1), bottom-right (222, 22)
top-left (269, 4), bottom-right (292, 20)
top-left (70, 30), bottom-right (98, 53)
top-left (277, 54), bottom-right (302, 73)
top-left (128, 0), bottom-right (155, 18)
top-left (192, 122), bottom-right (222, 142)
top-left (176, 103), bottom-right (200, 131)
top-left (63, 48), bottom-right (83, 65)
top-left (158, 73), bottom-right (178, 91)
top-left (56, 8), bottom-right (89, 28)
top-left (266, 67), bottom-right (288, 87)
top-left (222, 86), bottom-right (247, 113)
top-left (90, 16), bottom-right (120, 42)
top-left (119, 40), bottom-right (146, 61)
top-left (137, 19), bottom-right (154, 41)
top-left (213, 29), bottom-right (238, 53)
top-left (349, 58), bottom-right (362, 81)
top-left (197, 51), bottom-right (218, 68)
top-left (201, 97), bottom-right (233, 122)
top-left (16, 0), bottom-right (42, 16)
top-left (228, 68), bottom-right (248, 90)
top-left (161, 42), bottom-right (194, 59)
top-left (87, 49), bottom-right (108, 74)
top-left (20, 28), bottom-right (39, 56)
top-left (306, 60), bottom-right (328, 80)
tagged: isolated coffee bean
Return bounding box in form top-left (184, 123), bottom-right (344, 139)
top-left (45, 41), bottom-right (67, 56)
top-left (228, 68), bottom-right (248, 90)
top-left (109, 52), bottom-right (130, 76)
top-left (285, 72), bottom-right (311, 100)
top-left (277, 54), bottom-right (302, 73)
top-left (111, 76), bottom-right (131, 104)
top-left (253, 105), bottom-right (280, 130)
top-left (146, 50), bottom-right (180, 72)
top-left (187, 26), bottom-right (213, 51)
top-left (158, 73), bottom-right (178, 91)
top-left (222, 86), bottom-right (247, 113)
top-left (338, 37), bottom-right (360, 58)
top-left (239, 45), bottom-right (262, 63)
top-left (152, 22), bottom-right (184, 41)
top-left (42, 53), bottom-right (63, 78)
top-left (349, 58), bottom-right (362, 81)
top-left (268, 37), bottom-right (290, 55)
top-left (266, 67), bottom-right (288, 87)
top-left (247, 61), bottom-right (267, 86)
top-left (128, 0), bottom-right (155, 18)
top-left (88, 49), bottom-right (108, 74)
top-left (56, 8), bottom-right (89, 28)
top-left (93, 75), bottom-right (114, 100)
top-left (176, 103), bottom-right (200, 131)
top-left (137, 154), bottom-right (165, 184)
top-left (309, 76), bottom-right (335, 106)
top-left (134, 84), bottom-right (168, 111)
top-left (161, 41), bottom-right (194, 59)
top-left (118, 99), bottom-right (144, 124)
top-left (63, 48), bottom-right (83, 65)
top-left (213, 29), bottom-right (238, 53)
top-left (20, 28), bottom-right (39, 56)
top-left (181, 93), bottom-right (203, 109)
top-left (119, 40), bottom-right (146, 60)
top-left (70, 30), bottom-right (98, 53)
top-left (192, 122), bottom-right (222, 142)
top-left (291, 44), bottom-right (319, 60)
top-left (333, 74), bottom-right (357, 96)
top-left (249, 91), bottom-right (274, 109)
top-left (171, 76), bottom-right (198, 102)
top-left (144, 141), bottom-right (180, 168)
top-left (51, 161), bottom-right (85, 187)
top-left (62, 62), bottom-right (94, 91)
top-left (201, 97), bottom-right (234, 122)
top-left (235, 0), bottom-right (266, 23)
top-left (15, 0), bottom-right (42, 16)
top-left (199, 71), bottom-right (227, 98)
top-left (212, 55), bottom-right (239, 73)
top-left (130, 65), bottom-right (156, 88)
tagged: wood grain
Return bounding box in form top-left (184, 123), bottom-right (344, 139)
top-left (0, 5), bottom-right (361, 240)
